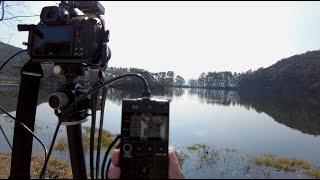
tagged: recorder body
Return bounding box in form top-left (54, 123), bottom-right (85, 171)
top-left (120, 98), bottom-right (170, 179)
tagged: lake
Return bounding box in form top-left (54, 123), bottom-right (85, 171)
top-left (0, 85), bottom-right (320, 178)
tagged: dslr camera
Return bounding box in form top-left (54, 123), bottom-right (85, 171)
top-left (18, 1), bottom-right (111, 67)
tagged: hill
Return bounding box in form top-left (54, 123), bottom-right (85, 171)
top-left (0, 41), bottom-right (28, 66)
top-left (238, 50), bottom-right (320, 96)
top-left (0, 41), bottom-right (28, 82)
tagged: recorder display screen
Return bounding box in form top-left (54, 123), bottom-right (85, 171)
top-left (129, 113), bottom-right (168, 140)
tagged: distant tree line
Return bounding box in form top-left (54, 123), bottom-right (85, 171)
top-left (105, 67), bottom-right (186, 90)
top-left (188, 71), bottom-right (239, 89)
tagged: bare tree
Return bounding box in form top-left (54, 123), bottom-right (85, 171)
top-left (0, 1), bottom-right (39, 22)
top-left (0, 1), bottom-right (40, 44)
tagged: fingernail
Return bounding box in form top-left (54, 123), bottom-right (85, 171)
top-left (169, 146), bottom-right (175, 151)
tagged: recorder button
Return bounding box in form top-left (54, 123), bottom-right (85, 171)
top-left (141, 166), bottom-right (149, 175)
top-left (123, 143), bottom-right (132, 153)
top-left (159, 146), bottom-right (164, 152)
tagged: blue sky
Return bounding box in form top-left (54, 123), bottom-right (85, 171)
top-left (1, 1), bottom-right (320, 80)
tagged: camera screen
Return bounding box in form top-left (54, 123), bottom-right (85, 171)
top-left (129, 113), bottom-right (168, 140)
top-left (32, 26), bottom-right (74, 56)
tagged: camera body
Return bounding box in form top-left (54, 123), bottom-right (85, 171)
top-left (18, 1), bottom-right (110, 67)
top-left (120, 98), bottom-right (170, 179)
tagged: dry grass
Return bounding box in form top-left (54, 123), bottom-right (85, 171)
top-left (175, 149), bottom-right (189, 168)
top-left (306, 167), bottom-right (320, 179)
top-left (252, 153), bottom-right (275, 167)
top-left (0, 153), bottom-right (72, 179)
top-left (54, 126), bottom-right (114, 153)
top-left (186, 144), bottom-right (205, 152)
top-left (253, 154), bottom-right (311, 172)
top-left (274, 157), bottom-right (296, 171)
top-left (54, 138), bottom-right (69, 152)
top-left (252, 153), bottom-right (319, 178)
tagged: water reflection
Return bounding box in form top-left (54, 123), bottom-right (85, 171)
top-left (0, 85), bottom-right (55, 113)
top-left (104, 87), bottom-right (185, 105)
top-left (238, 90), bottom-right (320, 136)
top-left (188, 88), bottom-right (240, 106)
top-left (187, 88), bottom-right (320, 136)
top-left (1, 85), bottom-right (319, 137)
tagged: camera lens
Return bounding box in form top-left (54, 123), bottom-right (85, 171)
top-left (49, 92), bottom-right (69, 109)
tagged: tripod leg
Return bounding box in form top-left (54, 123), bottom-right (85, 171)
top-left (9, 62), bottom-right (43, 179)
top-left (66, 124), bottom-right (88, 179)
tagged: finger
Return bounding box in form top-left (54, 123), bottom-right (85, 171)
top-left (111, 148), bottom-right (120, 166)
top-left (168, 149), bottom-right (179, 164)
top-left (168, 149), bottom-right (185, 179)
top-left (108, 166), bottom-right (121, 179)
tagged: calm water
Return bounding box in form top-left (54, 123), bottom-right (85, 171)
top-left (0, 85), bottom-right (320, 178)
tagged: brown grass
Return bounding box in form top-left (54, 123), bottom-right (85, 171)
top-left (306, 167), bottom-right (320, 179)
top-left (54, 126), bottom-right (114, 153)
top-left (0, 153), bottom-right (72, 179)
top-left (252, 153), bottom-right (319, 178)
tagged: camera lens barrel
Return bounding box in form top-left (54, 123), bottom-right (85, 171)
top-left (49, 92), bottom-right (69, 110)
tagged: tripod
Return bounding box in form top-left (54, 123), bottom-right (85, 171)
top-left (8, 61), bottom-right (150, 179)
top-left (9, 62), bottom-right (93, 179)
top-left (48, 64), bottom-right (92, 179)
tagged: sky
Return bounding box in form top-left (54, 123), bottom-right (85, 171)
top-left (1, 1), bottom-right (320, 80)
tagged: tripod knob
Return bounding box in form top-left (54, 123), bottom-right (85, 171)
top-left (49, 92), bottom-right (69, 110)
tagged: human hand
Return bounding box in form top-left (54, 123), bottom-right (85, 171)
top-left (108, 147), bottom-right (185, 179)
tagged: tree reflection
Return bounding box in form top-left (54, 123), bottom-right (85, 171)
top-left (105, 87), bottom-right (184, 105)
top-left (0, 84), bottom-right (54, 113)
top-left (238, 90), bottom-right (320, 136)
top-left (188, 88), bottom-right (240, 106)
top-left (189, 88), bottom-right (320, 136)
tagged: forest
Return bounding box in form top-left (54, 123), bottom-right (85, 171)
top-left (237, 50), bottom-right (320, 97)
top-left (103, 67), bottom-right (185, 91)
top-left (188, 50), bottom-right (320, 97)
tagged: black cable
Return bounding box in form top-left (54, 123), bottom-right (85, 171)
top-left (0, 49), bottom-right (27, 72)
top-left (0, 105), bottom-right (48, 158)
top-left (61, 73), bottom-right (151, 119)
top-left (96, 87), bottom-right (108, 178)
top-left (101, 135), bottom-right (121, 179)
top-left (0, 123), bottom-right (12, 150)
top-left (90, 90), bottom-right (99, 179)
top-left (39, 120), bottom-right (62, 179)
